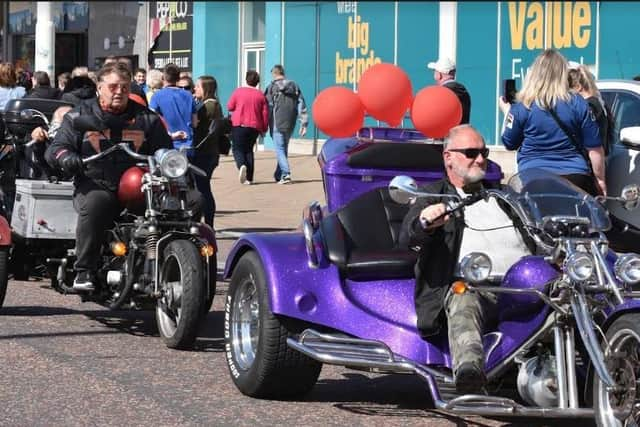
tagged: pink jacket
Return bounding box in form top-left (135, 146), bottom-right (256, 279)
top-left (227, 86), bottom-right (269, 133)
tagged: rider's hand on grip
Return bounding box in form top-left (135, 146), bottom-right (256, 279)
top-left (59, 151), bottom-right (83, 175)
top-left (419, 203), bottom-right (450, 229)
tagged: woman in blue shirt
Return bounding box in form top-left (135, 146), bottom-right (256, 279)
top-left (500, 49), bottom-right (605, 196)
top-left (0, 62), bottom-right (26, 111)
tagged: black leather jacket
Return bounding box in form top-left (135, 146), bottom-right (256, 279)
top-left (45, 97), bottom-right (172, 192)
top-left (398, 178), bottom-right (536, 337)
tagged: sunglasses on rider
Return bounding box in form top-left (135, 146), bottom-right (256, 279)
top-left (179, 85), bottom-right (193, 91)
top-left (447, 147), bottom-right (490, 159)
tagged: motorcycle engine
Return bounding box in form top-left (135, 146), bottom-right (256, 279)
top-left (516, 355), bottom-right (558, 407)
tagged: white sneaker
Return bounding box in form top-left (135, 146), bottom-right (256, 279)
top-left (278, 175), bottom-right (292, 184)
top-left (243, 180), bottom-right (252, 185)
top-left (239, 165), bottom-right (247, 184)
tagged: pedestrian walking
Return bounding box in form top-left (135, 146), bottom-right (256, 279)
top-left (427, 57), bottom-right (471, 124)
top-left (149, 63), bottom-right (199, 153)
top-left (227, 70), bottom-right (268, 185)
top-left (264, 64), bottom-right (308, 184)
top-left (193, 75), bottom-right (224, 226)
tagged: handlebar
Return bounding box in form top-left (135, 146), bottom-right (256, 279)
top-left (82, 142), bottom-right (148, 165)
top-left (423, 190), bottom-right (487, 226)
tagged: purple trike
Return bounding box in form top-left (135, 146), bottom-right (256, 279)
top-left (223, 128), bottom-right (640, 426)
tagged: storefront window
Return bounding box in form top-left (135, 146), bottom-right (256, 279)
top-left (242, 2), bottom-right (265, 43)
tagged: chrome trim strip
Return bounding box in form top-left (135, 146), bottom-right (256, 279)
top-left (571, 292), bottom-right (616, 387)
top-left (554, 326), bottom-right (568, 409)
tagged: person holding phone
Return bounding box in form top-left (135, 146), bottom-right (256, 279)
top-left (499, 49), bottom-right (605, 196)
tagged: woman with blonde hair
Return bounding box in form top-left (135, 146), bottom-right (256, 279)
top-left (500, 49), bottom-right (605, 196)
top-left (145, 68), bottom-right (164, 104)
top-left (0, 62), bottom-right (26, 111)
top-left (569, 64), bottom-right (611, 154)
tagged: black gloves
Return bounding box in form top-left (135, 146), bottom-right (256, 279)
top-left (58, 151), bottom-right (84, 175)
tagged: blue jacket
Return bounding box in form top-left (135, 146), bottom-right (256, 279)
top-left (501, 94), bottom-right (601, 175)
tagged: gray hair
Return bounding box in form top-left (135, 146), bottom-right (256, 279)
top-left (443, 124), bottom-right (483, 149)
top-left (147, 68), bottom-right (163, 90)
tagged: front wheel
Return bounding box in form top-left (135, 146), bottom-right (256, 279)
top-left (224, 251), bottom-right (322, 399)
top-left (156, 240), bottom-right (206, 349)
top-left (594, 313), bottom-right (640, 427)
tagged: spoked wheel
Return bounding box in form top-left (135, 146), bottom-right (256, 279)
top-left (224, 251), bottom-right (322, 399)
top-left (595, 314), bottom-right (640, 427)
top-left (156, 240), bottom-right (205, 349)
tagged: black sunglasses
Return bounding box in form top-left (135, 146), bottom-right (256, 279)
top-left (179, 85), bottom-right (193, 91)
top-left (447, 147), bottom-right (490, 159)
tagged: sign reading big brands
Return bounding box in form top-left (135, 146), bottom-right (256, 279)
top-left (501, 1), bottom-right (596, 84)
top-left (333, 2), bottom-right (384, 85)
top-left (148, 2), bottom-right (193, 71)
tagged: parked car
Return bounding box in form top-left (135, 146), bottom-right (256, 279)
top-left (596, 80), bottom-right (640, 250)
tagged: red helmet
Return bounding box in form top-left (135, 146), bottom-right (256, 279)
top-left (118, 166), bottom-right (146, 212)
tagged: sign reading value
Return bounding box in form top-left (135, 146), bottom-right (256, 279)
top-left (501, 1), bottom-right (596, 85)
top-left (148, 1), bottom-right (193, 71)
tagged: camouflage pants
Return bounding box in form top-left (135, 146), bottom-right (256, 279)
top-left (445, 287), bottom-right (498, 374)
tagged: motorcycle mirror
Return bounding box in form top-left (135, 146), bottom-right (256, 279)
top-left (73, 115), bottom-right (107, 133)
top-left (621, 184), bottom-right (640, 210)
top-left (388, 175), bottom-right (419, 205)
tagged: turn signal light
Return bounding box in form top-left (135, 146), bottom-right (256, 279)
top-left (111, 241), bottom-right (127, 257)
top-left (200, 244), bottom-right (215, 257)
top-left (451, 280), bottom-right (468, 295)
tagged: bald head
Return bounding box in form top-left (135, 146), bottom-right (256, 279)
top-left (442, 124), bottom-right (488, 188)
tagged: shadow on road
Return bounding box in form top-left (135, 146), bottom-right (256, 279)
top-left (310, 372), bottom-right (595, 427)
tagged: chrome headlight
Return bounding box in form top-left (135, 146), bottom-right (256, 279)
top-left (615, 253), bottom-right (640, 284)
top-left (459, 252), bottom-right (492, 283)
top-left (564, 252), bottom-right (594, 282)
top-left (155, 149), bottom-right (188, 178)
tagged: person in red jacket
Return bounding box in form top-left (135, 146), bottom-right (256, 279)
top-left (227, 70), bottom-right (268, 185)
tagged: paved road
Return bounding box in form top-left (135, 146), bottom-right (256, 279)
top-left (0, 152), bottom-right (594, 426)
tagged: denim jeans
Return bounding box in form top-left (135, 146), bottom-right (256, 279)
top-left (272, 129), bottom-right (292, 181)
top-left (192, 153), bottom-right (219, 227)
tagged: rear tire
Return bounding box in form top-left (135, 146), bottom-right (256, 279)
top-left (594, 313), bottom-right (640, 427)
top-left (224, 251), bottom-right (322, 399)
top-left (156, 240), bottom-right (205, 349)
top-left (0, 247), bottom-right (9, 307)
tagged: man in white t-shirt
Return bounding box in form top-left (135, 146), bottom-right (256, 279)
top-left (400, 124), bottom-right (534, 394)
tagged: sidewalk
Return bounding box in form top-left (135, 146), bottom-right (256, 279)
top-left (211, 151), bottom-right (325, 263)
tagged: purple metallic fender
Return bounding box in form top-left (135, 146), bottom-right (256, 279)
top-left (224, 234), bottom-right (556, 370)
top-left (224, 232), bottom-right (449, 365)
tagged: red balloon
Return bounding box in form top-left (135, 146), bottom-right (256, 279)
top-left (357, 63), bottom-right (413, 127)
top-left (410, 86), bottom-right (462, 138)
top-left (312, 86), bottom-right (365, 138)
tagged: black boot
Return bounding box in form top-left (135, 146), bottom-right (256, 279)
top-left (454, 361), bottom-right (487, 394)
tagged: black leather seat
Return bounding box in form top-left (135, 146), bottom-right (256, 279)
top-left (320, 187), bottom-right (416, 280)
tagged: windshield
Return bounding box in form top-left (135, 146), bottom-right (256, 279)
top-left (505, 169), bottom-right (611, 232)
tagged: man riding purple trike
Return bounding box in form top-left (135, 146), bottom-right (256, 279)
top-left (223, 125), bottom-right (640, 426)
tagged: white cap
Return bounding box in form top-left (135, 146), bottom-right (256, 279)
top-left (568, 60), bottom-right (581, 70)
top-left (427, 57), bottom-right (456, 74)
